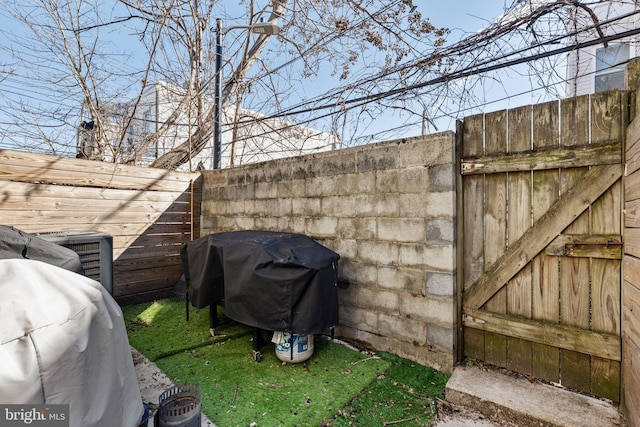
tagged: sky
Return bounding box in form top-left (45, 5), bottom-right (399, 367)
top-left (0, 0), bottom-right (568, 154)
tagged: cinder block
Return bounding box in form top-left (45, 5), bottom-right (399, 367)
top-left (399, 243), bottom-right (455, 271)
top-left (401, 295), bottom-right (455, 325)
top-left (357, 288), bottom-right (399, 312)
top-left (378, 218), bottom-right (426, 243)
top-left (306, 175), bottom-right (339, 197)
top-left (426, 272), bottom-right (454, 298)
top-left (278, 179), bottom-right (305, 198)
top-left (277, 216), bottom-right (306, 232)
top-left (427, 324), bottom-right (454, 352)
top-left (376, 170), bottom-right (399, 193)
top-left (358, 241), bottom-right (399, 266)
top-left (322, 195), bottom-right (358, 217)
top-left (306, 217), bottom-right (338, 236)
top-left (231, 184), bottom-right (250, 200)
top-left (322, 152), bottom-right (357, 175)
top-left (254, 199), bottom-right (278, 216)
top-left (425, 191), bottom-right (455, 217)
top-left (341, 173), bottom-right (376, 195)
top-left (332, 239), bottom-right (357, 259)
top-left (397, 132), bottom-right (455, 167)
top-left (234, 216), bottom-right (255, 229)
top-left (276, 198), bottom-right (293, 216)
top-left (292, 197), bottom-right (321, 216)
top-left (428, 164), bottom-right (455, 192)
top-left (398, 167), bottom-right (427, 193)
top-left (255, 181), bottom-right (278, 199)
top-left (378, 266), bottom-right (426, 295)
top-left (357, 145), bottom-right (398, 171)
top-left (427, 218), bottom-right (454, 244)
top-left (378, 312), bottom-right (427, 344)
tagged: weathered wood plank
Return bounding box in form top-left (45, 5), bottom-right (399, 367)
top-left (0, 180), bottom-right (193, 203)
top-left (506, 105), bottom-right (534, 375)
top-left (483, 110), bottom-right (508, 368)
top-left (591, 175), bottom-right (622, 401)
top-left (2, 210), bottom-right (191, 225)
top-left (624, 228), bottom-right (640, 260)
top-left (622, 337), bottom-right (640, 425)
top-left (622, 275), bottom-right (640, 348)
top-left (461, 141), bottom-right (621, 175)
top-left (623, 169), bottom-right (640, 202)
top-left (464, 164), bottom-right (622, 310)
top-left (531, 100), bottom-right (561, 382)
top-left (625, 198), bottom-right (640, 228)
top-left (558, 94), bottom-right (591, 395)
top-left (0, 150), bottom-right (199, 192)
top-left (463, 308), bottom-right (621, 361)
top-left (625, 116), bottom-right (640, 176)
top-left (462, 114), bottom-right (486, 361)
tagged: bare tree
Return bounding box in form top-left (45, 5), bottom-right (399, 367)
top-left (0, 0), bottom-right (171, 159)
top-left (0, 0), bottom-right (633, 169)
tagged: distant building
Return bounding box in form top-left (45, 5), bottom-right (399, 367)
top-left (565, 1), bottom-right (640, 97)
top-left (78, 81), bottom-right (339, 170)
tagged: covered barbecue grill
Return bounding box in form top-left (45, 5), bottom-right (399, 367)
top-left (181, 231), bottom-right (340, 358)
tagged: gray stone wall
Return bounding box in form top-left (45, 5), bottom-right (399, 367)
top-left (200, 132), bottom-right (456, 372)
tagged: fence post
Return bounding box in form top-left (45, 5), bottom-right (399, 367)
top-left (625, 59), bottom-right (640, 119)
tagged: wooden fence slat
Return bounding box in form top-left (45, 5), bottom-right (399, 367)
top-left (461, 141), bottom-right (621, 175)
top-left (558, 94), bottom-right (592, 395)
top-left (483, 110), bottom-right (508, 368)
top-left (530, 100), bottom-right (561, 383)
top-left (462, 114), bottom-right (486, 361)
top-left (463, 308), bottom-right (621, 361)
top-left (506, 105), bottom-right (534, 374)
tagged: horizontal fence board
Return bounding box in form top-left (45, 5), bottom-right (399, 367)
top-left (462, 141), bottom-right (621, 175)
top-left (0, 150), bottom-right (198, 192)
top-left (0, 180), bottom-right (193, 203)
top-left (3, 211), bottom-right (192, 225)
top-left (626, 118), bottom-right (640, 176)
top-left (463, 308), bottom-right (621, 361)
top-left (625, 198), bottom-right (640, 228)
top-left (624, 229), bottom-right (640, 260)
top-left (624, 169), bottom-right (640, 201)
top-left (115, 254), bottom-right (183, 273)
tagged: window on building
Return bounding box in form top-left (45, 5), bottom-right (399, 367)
top-left (595, 43), bottom-right (629, 92)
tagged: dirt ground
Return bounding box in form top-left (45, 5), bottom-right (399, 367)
top-left (132, 348), bottom-right (216, 427)
top-left (430, 399), bottom-right (519, 427)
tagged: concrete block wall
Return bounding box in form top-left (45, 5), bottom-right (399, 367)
top-left (200, 132), bottom-right (457, 372)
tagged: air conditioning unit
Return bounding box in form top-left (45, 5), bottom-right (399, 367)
top-left (38, 231), bottom-right (114, 295)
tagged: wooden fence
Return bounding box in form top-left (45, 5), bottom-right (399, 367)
top-left (459, 91), bottom-right (625, 403)
top-left (0, 150), bottom-right (201, 302)
top-left (624, 88), bottom-right (640, 425)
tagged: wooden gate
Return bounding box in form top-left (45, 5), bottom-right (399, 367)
top-left (458, 91), bottom-right (625, 402)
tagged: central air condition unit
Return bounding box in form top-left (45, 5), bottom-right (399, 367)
top-left (38, 231), bottom-right (114, 295)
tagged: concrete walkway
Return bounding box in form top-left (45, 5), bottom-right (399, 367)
top-left (132, 348), bottom-right (215, 427)
top-left (438, 365), bottom-right (623, 427)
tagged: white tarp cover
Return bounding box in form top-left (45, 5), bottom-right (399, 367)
top-left (0, 259), bottom-right (143, 427)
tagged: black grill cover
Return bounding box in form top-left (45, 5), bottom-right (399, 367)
top-left (181, 230), bottom-right (340, 334)
top-left (0, 225), bottom-right (84, 275)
